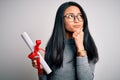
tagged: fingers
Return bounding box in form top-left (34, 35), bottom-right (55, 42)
top-left (32, 59), bottom-right (38, 69)
top-left (31, 56), bottom-right (43, 69)
top-left (72, 29), bottom-right (83, 39)
top-left (72, 27), bottom-right (84, 51)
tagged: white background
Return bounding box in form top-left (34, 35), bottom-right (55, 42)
top-left (0, 0), bottom-right (120, 80)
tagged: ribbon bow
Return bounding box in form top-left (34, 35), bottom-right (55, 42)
top-left (28, 40), bottom-right (45, 75)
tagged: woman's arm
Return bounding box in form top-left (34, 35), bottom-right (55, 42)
top-left (76, 56), bottom-right (95, 80)
top-left (31, 55), bottom-right (47, 80)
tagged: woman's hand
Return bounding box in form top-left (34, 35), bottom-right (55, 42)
top-left (72, 28), bottom-right (84, 50)
top-left (31, 56), bottom-right (43, 69)
top-left (31, 52), bottom-right (45, 68)
top-left (72, 28), bottom-right (86, 57)
top-left (31, 52), bottom-right (45, 73)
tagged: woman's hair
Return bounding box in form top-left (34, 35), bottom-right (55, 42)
top-left (45, 1), bottom-right (99, 68)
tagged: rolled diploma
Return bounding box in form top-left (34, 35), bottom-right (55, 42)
top-left (21, 32), bottom-right (52, 74)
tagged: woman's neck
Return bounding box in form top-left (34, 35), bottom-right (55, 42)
top-left (66, 31), bottom-right (73, 39)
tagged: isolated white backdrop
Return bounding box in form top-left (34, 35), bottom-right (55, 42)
top-left (0, 0), bottom-right (120, 80)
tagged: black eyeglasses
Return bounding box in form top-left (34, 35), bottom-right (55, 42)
top-left (64, 13), bottom-right (83, 22)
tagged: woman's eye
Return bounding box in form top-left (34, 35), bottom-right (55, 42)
top-left (68, 15), bottom-right (74, 18)
top-left (77, 15), bottom-right (81, 18)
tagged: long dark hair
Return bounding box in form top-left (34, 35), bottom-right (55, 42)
top-left (45, 1), bottom-right (99, 68)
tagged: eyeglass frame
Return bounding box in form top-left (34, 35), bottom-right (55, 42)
top-left (64, 13), bottom-right (83, 22)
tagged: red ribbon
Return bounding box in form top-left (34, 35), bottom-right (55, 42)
top-left (28, 40), bottom-right (45, 75)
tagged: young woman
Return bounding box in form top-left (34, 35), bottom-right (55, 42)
top-left (32, 1), bottom-right (99, 80)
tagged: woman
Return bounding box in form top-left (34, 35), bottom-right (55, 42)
top-left (32, 1), bottom-right (99, 80)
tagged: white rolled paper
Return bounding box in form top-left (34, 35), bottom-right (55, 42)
top-left (21, 32), bottom-right (52, 74)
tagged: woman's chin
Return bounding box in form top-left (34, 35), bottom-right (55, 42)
top-left (73, 29), bottom-right (80, 32)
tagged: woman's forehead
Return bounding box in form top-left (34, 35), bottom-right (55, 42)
top-left (64, 6), bottom-right (81, 15)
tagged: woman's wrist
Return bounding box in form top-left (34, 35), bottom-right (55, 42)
top-left (77, 50), bottom-right (87, 57)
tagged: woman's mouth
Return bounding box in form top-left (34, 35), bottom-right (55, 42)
top-left (73, 25), bottom-right (81, 28)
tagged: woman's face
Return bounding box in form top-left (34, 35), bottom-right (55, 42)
top-left (64, 6), bottom-right (84, 33)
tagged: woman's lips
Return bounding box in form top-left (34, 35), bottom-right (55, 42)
top-left (73, 25), bottom-right (81, 28)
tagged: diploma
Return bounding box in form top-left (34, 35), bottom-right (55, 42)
top-left (21, 32), bottom-right (52, 74)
